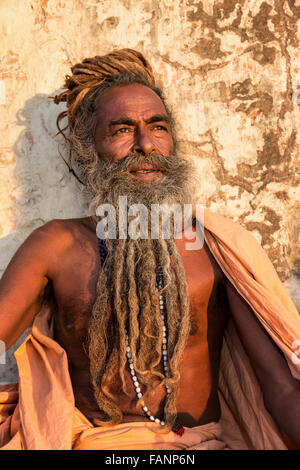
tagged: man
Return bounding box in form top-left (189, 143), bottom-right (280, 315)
top-left (0, 49), bottom-right (299, 450)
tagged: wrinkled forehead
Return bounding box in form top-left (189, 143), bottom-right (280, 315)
top-left (93, 83), bottom-right (170, 126)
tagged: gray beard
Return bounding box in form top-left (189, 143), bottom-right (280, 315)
top-left (88, 152), bottom-right (196, 221)
top-left (86, 153), bottom-right (194, 427)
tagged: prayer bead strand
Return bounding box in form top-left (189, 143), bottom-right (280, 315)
top-left (98, 238), bottom-right (177, 430)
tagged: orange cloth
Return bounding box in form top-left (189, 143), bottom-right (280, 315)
top-left (0, 209), bottom-right (299, 450)
top-left (72, 409), bottom-right (229, 450)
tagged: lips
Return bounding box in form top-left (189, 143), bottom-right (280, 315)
top-left (129, 164), bottom-right (161, 174)
top-left (128, 164), bottom-right (163, 181)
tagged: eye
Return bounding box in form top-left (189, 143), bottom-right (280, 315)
top-left (154, 125), bottom-right (167, 132)
top-left (115, 127), bottom-right (130, 134)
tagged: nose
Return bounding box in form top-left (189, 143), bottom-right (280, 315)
top-left (132, 127), bottom-right (155, 156)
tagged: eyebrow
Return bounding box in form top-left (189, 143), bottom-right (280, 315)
top-left (108, 114), bottom-right (170, 127)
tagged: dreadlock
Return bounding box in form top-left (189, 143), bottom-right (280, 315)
top-left (52, 49), bottom-right (191, 433)
top-left (52, 48), bottom-right (174, 185)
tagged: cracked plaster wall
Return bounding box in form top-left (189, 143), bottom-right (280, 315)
top-left (0, 0), bottom-right (299, 382)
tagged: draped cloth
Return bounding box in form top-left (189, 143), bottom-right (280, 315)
top-left (71, 410), bottom-right (229, 450)
top-left (0, 209), bottom-right (299, 450)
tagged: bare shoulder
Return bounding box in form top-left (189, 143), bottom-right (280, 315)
top-left (23, 217), bottom-right (95, 276)
top-left (0, 216), bottom-right (96, 349)
top-left (36, 216), bottom-right (96, 244)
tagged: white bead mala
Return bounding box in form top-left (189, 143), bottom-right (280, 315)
top-left (98, 239), bottom-right (185, 434)
top-left (124, 265), bottom-right (170, 426)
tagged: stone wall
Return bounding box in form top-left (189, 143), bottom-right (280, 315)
top-left (0, 0), bottom-right (299, 382)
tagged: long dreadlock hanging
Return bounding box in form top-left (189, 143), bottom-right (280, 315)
top-left (52, 49), bottom-right (191, 433)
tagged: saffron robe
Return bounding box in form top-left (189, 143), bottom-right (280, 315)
top-left (0, 209), bottom-right (299, 450)
top-left (71, 412), bottom-right (229, 450)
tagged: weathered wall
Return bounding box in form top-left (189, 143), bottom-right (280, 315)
top-left (0, 0), bottom-right (299, 382)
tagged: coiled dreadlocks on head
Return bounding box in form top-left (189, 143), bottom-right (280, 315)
top-left (53, 48), bottom-right (174, 186)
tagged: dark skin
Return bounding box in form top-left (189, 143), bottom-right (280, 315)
top-left (0, 84), bottom-right (299, 446)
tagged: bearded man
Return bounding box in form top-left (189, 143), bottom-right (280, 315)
top-left (0, 49), bottom-right (300, 450)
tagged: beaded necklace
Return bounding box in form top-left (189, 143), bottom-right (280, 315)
top-left (98, 238), bottom-right (184, 436)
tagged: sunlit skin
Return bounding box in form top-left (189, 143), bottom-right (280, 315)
top-left (0, 84), bottom-right (299, 446)
top-left (94, 84), bottom-right (174, 181)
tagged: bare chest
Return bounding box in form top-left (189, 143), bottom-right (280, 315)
top-left (51, 232), bottom-right (226, 365)
top-left (48, 224), bottom-right (229, 424)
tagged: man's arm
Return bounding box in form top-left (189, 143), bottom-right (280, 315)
top-left (0, 220), bottom-right (60, 350)
top-left (225, 280), bottom-right (300, 447)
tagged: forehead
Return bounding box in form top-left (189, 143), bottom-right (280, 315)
top-left (94, 83), bottom-right (168, 125)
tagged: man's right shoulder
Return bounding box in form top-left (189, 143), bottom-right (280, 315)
top-left (25, 218), bottom-right (82, 281)
top-left (24, 219), bottom-right (79, 269)
top-left (31, 217), bottom-right (95, 256)
top-left (33, 218), bottom-right (75, 247)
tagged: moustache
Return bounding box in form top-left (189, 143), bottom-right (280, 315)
top-left (99, 153), bottom-right (188, 184)
top-left (99, 153), bottom-right (179, 177)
